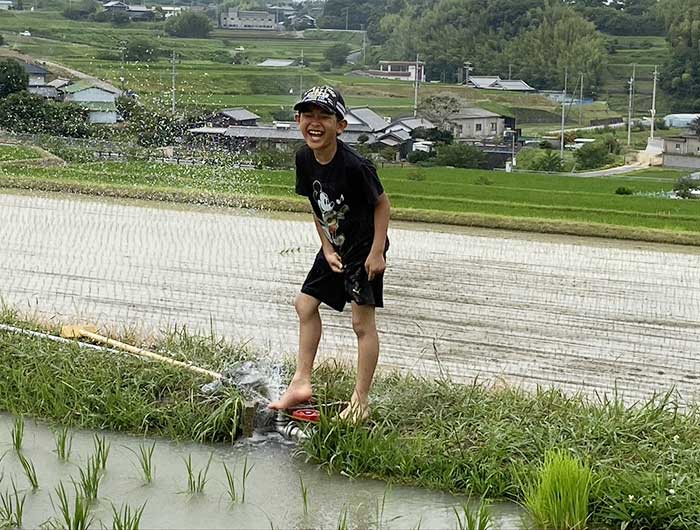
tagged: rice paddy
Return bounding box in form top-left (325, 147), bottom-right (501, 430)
top-left (1, 312), bottom-right (699, 528)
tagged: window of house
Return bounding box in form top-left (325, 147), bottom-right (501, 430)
top-left (475, 123), bottom-right (482, 132)
top-left (490, 122), bottom-right (497, 131)
top-left (676, 144), bottom-right (681, 149)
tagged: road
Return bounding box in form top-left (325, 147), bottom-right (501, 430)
top-left (2, 190), bottom-right (700, 404)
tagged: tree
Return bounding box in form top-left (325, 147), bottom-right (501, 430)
top-left (417, 93), bottom-right (462, 129)
top-left (690, 117), bottom-right (700, 137)
top-left (164, 11), bottom-right (212, 38)
top-left (0, 59), bottom-right (28, 99)
top-left (124, 37), bottom-right (161, 62)
top-left (63, 0), bottom-right (98, 20)
top-left (506, 3), bottom-right (606, 93)
top-left (434, 143), bottom-right (486, 168)
top-left (0, 91), bottom-right (90, 136)
top-left (574, 141), bottom-right (612, 169)
top-left (0, 34), bottom-right (4, 46)
top-left (323, 43), bottom-right (351, 68)
top-left (529, 150), bottom-right (563, 172)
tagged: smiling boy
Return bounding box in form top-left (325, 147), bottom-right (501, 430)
top-left (268, 86), bottom-right (391, 422)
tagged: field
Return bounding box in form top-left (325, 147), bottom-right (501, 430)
top-left (0, 9), bottom-right (627, 124)
top-left (0, 144), bottom-right (40, 161)
top-left (0, 157), bottom-right (697, 240)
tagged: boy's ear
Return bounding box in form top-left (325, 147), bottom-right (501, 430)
top-left (294, 113), bottom-right (301, 124)
top-left (336, 119), bottom-right (348, 134)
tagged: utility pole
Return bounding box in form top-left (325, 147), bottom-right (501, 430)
top-left (579, 72), bottom-right (584, 127)
top-left (119, 44), bottom-right (126, 92)
top-left (650, 65), bottom-right (658, 140)
top-left (627, 63), bottom-right (636, 146)
top-left (508, 63), bottom-right (512, 80)
top-left (299, 49), bottom-right (304, 98)
top-left (171, 50), bottom-right (176, 115)
top-left (560, 67), bottom-right (568, 161)
top-left (361, 25), bottom-right (366, 64)
top-left (342, 7), bottom-right (349, 31)
top-left (413, 54), bottom-right (420, 117)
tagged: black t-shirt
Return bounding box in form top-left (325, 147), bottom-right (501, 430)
top-left (295, 139), bottom-right (384, 261)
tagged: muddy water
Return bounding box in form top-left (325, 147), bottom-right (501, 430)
top-left (2, 191), bottom-right (700, 404)
top-left (0, 413), bottom-right (522, 529)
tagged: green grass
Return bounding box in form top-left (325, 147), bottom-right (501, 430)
top-left (0, 309), bottom-right (248, 443)
top-left (183, 453), bottom-right (212, 494)
top-left (0, 144), bottom-right (41, 162)
top-left (54, 426), bottom-right (73, 461)
top-left (303, 362), bottom-right (700, 530)
top-left (128, 442), bottom-right (155, 484)
top-left (111, 502), bottom-right (146, 530)
top-left (1, 158), bottom-right (698, 243)
top-left (52, 481), bottom-right (93, 530)
top-left (0, 481), bottom-right (26, 529)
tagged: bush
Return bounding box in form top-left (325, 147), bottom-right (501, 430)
top-left (323, 43), bottom-right (351, 68)
top-left (0, 91), bottom-right (90, 137)
top-left (164, 11), bottom-right (212, 38)
top-left (407, 150), bottom-right (432, 164)
top-left (674, 177), bottom-right (699, 199)
top-left (110, 10), bottom-right (130, 26)
top-left (529, 151), bottom-right (563, 172)
top-left (209, 50), bottom-right (232, 64)
top-left (539, 140), bottom-right (553, 150)
top-left (615, 186), bottom-right (634, 195)
top-left (0, 34), bottom-right (4, 46)
top-left (318, 61), bottom-right (331, 72)
top-left (434, 143), bottom-right (486, 169)
top-left (574, 141), bottom-right (613, 170)
top-left (0, 59), bottom-right (29, 98)
top-left (124, 37), bottom-right (161, 62)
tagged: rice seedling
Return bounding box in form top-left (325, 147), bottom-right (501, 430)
top-left (0, 480), bottom-right (26, 528)
top-left (522, 449), bottom-right (592, 530)
top-left (240, 455), bottom-right (253, 503)
top-left (51, 481), bottom-right (93, 530)
top-left (127, 442), bottom-right (156, 484)
top-left (336, 506), bottom-right (349, 530)
top-left (184, 453), bottom-right (212, 494)
top-left (375, 487), bottom-right (388, 529)
top-left (17, 452), bottom-right (39, 490)
top-left (93, 434), bottom-right (110, 470)
top-left (299, 475), bottom-right (309, 516)
top-left (10, 416), bottom-right (24, 453)
top-left (54, 426), bottom-right (73, 461)
top-left (223, 463), bottom-right (237, 502)
top-left (77, 455), bottom-right (102, 501)
top-left (111, 501), bottom-right (147, 530)
top-left (454, 498), bottom-right (493, 530)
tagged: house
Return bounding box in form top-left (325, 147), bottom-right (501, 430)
top-left (160, 6), bottom-right (186, 18)
top-left (365, 61), bottom-right (425, 83)
top-left (189, 124), bottom-right (303, 150)
top-left (447, 107), bottom-right (505, 140)
top-left (127, 5), bottom-right (155, 20)
top-left (22, 62), bottom-right (49, 86)
top-left (197, 108), bottom-right (261, 128)
top-left (385, 116), bottom-right (436, 136)
top-left (103, 1), bottom-right (128, 11)
top-left (664, 136), bottom-right (700, 156)
top-left (220, 9), bottom-right (276, 30)
top-left (28, 85), bottom-right (60, 99)
top-left (465, 76), bottom-right (535, 91)
top-left (287, 14), bottom-right (315, 29)
top-left (61, 80), bottom-right (121, 124)
top-left (0, 0), bottom-right (14, 10)
top-left (47, 78), bottom-right (71, 90)
top-left (345, 107), bottom-right (390, 135)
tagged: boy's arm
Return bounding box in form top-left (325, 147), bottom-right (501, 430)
top-left (314, 215), bottom-right (343, 273)
top-left (365, 193), bottom-right (390, 281)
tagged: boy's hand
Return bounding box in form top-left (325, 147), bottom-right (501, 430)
top-left (324, 251), bottom-right (343, 273)
top-left (365, 251), bottom-right (386, 281)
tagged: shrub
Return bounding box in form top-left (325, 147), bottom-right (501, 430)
top-left (407, 150), bottom-right (431, 164)
top-left (323, 43), bottom-right (351, 68)
top-left (0, 34), bottom-right (4, 46)
top-left (539, 140), bottom-right (554, 150)
top-left (434, 143), bottom-right (486, 169)
top-left (0, 91), bottom-right (90, 137)
top-left (674, 177), bottom-right (699, 199)
top-left (209, 50), bottom-right (232, 64)
top-left (0, 59), bottom-right (29, 98)
top-left (164, 12), bottom-right (212, 38)
top-left (529, 151), bottom-right (563, 172)
top-left (574, 141), bottom-right (612, 170)
top-left (615, 186), bottom-right (634, 195)
top-left (124, 37), bottom-right (161, 62)
top-left (318, 61), bottom-right (331, 72)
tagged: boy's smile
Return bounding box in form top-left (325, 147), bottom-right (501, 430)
top-left (296, 105), bottom-right (348, 164)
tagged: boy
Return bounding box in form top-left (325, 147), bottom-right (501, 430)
top-left (268, 86), bottom-right (390, 422)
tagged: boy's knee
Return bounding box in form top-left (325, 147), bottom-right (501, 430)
top-left (295, 293), bottom-right (319, 320)
top-left (352, 313), bottom-right (376, 338)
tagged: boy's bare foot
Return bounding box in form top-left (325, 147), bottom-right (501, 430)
top-left (267, 379), bottom-right (313, 410)
top-left (339, 391), bottom-right (370, 423)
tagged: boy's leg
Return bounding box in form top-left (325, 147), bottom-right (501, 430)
top-left (268, 293), bottom-right (322, 410)
top-left (341, 302), bottom-right (379, 421)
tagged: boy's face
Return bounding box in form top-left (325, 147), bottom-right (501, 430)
top-left (295, 105), bottom-right (348, 153)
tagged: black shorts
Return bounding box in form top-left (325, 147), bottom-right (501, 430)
top-left (301, 248), bottom-right (386, 312)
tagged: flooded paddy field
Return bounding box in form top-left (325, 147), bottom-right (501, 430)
top-left (0, 413), bottom-right (522, 529)
top-left (2, 190), bottom-right (700, 404)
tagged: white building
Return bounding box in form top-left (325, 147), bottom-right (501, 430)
top-left (220, 9), bottom-right (276, 30)
top-left (366, 61), bottom-right (426, 82)
top-left (664, 114), bottom-right (700, 129)
top-left (62, 81), bottom-right (121, 124)
top-left (0, 0), bottom-right (14, 9)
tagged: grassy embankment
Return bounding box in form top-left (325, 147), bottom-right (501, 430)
top-left (1, 310), bottom-right (699, 529)
top-left (0, 155), bottom-right (698, 244)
